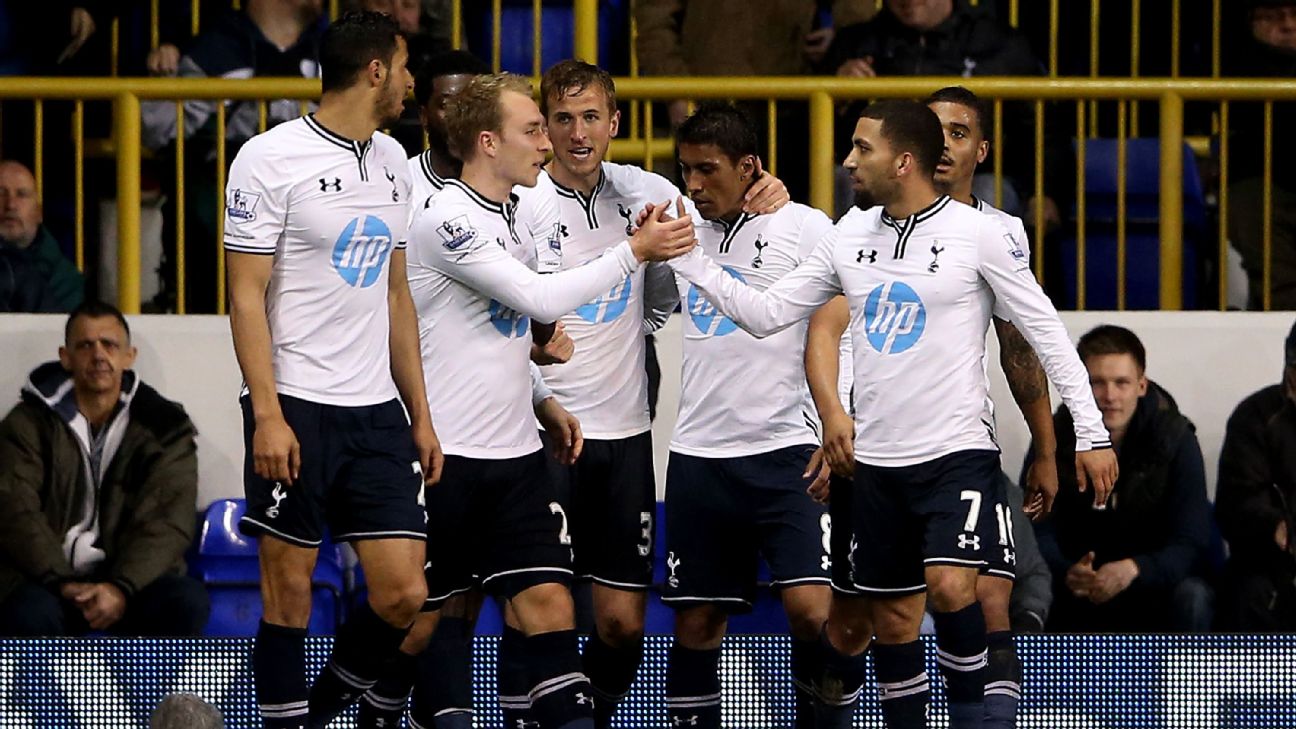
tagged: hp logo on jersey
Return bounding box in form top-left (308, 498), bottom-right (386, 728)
top-left (862, 281), bottom-right (926, 354)
top-left (576, 275), bottom-right (632, 324)
top-left (686, 266), bottom-right (745, 337)
top-left (332, 215), bottom-right (393, 288)
top-left (489, 299), bottom-right (530, 338)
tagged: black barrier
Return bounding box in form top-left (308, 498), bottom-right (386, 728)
top-left (1, 635), bottom-right (1294, 726)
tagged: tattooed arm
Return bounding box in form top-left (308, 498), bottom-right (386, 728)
top-left (994, 317), bottom-right (1059, 517)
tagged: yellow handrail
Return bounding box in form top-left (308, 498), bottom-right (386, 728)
top-left (7, 76), bottom-right (1296, 313)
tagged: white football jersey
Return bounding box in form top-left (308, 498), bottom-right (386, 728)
top-left (671, 203), bottom-right (834, 457)
top-left (407, 178), bottom-right (642, 459)
top-left (223, 115), bottom-right (412, 407)
top-left (537, 163), bottom-right (686, 439)
top-left (670, 196), bottom-right (1110, 467)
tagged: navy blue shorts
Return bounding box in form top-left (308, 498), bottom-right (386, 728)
top-left (835, 449), bottom-right (1001, 596)
top-left (238, 395), bottom-right (426, 547)
top-left (980, 474), bottom-right (1018, 581)
top-left (545, 431), bottom-right (656, 590)
top-left (423, 450), bottom-right (573, 610)
top-left (663, 445), bottom-right (831, 611)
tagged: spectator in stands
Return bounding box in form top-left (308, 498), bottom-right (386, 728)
top-left (636, 0), bottom-right (877, 199)
top-left (351, 0), bottom-right (421, 34)
top-left (0, 160), bottom-right (84, 313)
top-left (1225, 0), bottom-right (1296, 309)
top-left (637, 0), bottom-right (877, 124)
top-left (1029, 325), bottom-right (1213, 632)
top-left (826, 0), bottom-right (1068, 230)
top-left (1215, 320), bottom-right (1296, 630)
top-left (150, 693), bottom-right (223, 729)
top-left (141, 0), bottom-right (325, 313)
top-left (0, 301), bottom-right (208, 637)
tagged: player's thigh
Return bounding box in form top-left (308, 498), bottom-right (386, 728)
top-left (868, 592), bottom-right (928, 645)
top-left (352, 538), bottom-right (428, 616)
top-left (330, 399), bottom-right (427, 543)
top-left (239, 395), bottom-right (329, 548)
top-left (479, 451), bottom-right (575, 603)
top-left (662, 452), bottom-right (757, 610)
top-left (591, 583), bottom-right (648, 644)
top-left (571, 433), bottom-right (657, 591)
top-left (843, 462), bottom-right (926, 598)
top-left (508, 582), bottom-right (577, 635)
top-left (746, 445), bottom-right (834, 594)
top-left (256, 536), bottom-right (319, 627)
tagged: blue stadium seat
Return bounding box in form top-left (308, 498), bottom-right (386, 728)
top-left (1057, 139), bottom-right (1205, 309)
top-left (466, 0), bottom-right (631, 75)
top-left (193, 499), bottom-right (346, 637)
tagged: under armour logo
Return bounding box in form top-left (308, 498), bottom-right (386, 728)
top-left (957, 533), bottom-right (981, 551)
top-left (673, 716), bottom-right (699, 726)
top-left (559, 223), bottom-right (570, 238)
top-left (266, 484), bottom-right (288, 519)
top-left (576, 692), bottom-right (593, 706)
top-left (752, 237), bottom-right (768, 268)
top-left (319, 177), bottom-right (342, 192)
top-left (928, 242), bottom-right (945, 273)
top-left (1004, 548), bottom-right (1016, 565)
top-left (667, 552), bottom-right (682, 588)
top-left (857, 249), bottom-right (878, 264)
top-left (821, 554), bottom-right (832, 571)
top-left (384, 166), bottom-right (398, 202)
top-left (617, 203), bottom-right (635, 236)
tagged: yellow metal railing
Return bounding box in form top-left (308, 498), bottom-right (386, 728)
top-left (4, 76), bottom-right (1294, 315)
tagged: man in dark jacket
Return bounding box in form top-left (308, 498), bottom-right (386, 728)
top-left (1225, 0), bottom-right (1296, 309)
top-left (827, 0), bottom-right (1070, 232)
top-left (0, 301), bottom-right (208, 636)
top-left (1215, 320), bottom-right (1296, 629)
top-left (1029, 325), bottom-right (1213, 632)
top-left (0, 160), bottom-right (84, 313)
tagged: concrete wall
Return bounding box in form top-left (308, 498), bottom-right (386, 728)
top-left (1, 312), bottom-right (1291, 507)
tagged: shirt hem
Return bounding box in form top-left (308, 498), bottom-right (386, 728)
top-left (670, 434), bottom-right (819, 459)
top-left (578, 423), bottom-right (653, 441)
top-left (853, 440), bottom-right (1000, 468)
top-left (441, 442), bottom-right (543, 460)
top-left (255, 383), bottom-right (400, 408)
